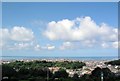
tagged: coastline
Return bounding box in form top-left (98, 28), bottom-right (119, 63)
top-left (1, 56), bottom-right (119, 68)
top-left (1, 56), bottom-right (118, 61)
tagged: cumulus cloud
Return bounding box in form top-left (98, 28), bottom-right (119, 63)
top-left (98, 24), bottom-right (118, 42)
top-left (1, 17), bottom-right (118, 51)
top-left (34, 44), bottom-right (41, 51)
top-left (0, 26), bottom-right (34, 42)
top-left (34, 44), bottom-right (55, 51)
top-left (43, 16), bottom-right (118, 49)
top-left (0, 28), bottom-right (10, 41)
top-left (112, 41), bottom-right (118, 48)
top-left (101, 42), bottom-right (109, 48)
top-left (0, 26), bottom-right (55, 50)
top-left (9, 42), bottom-right (32, 50)
top-left (81, 39), bottom-right (97, 48)
top-left (0, 26), bottom-right (35, 50)
top-left (41, 44), bottom-right (55, 50)
top-left (43, 16), bottom-right (118, 42)
top-left (0, 28), bottom-right (10, 48)
top-left (60, 42), bottom-right (73, 50)
top-left (47, 45), bottom-right (55, 50)
top-left (10, 26), bottom-right (34, 41)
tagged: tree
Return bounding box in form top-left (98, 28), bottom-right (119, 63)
top-left (2, 64), bottom-right (17, 78)
top-left (53, 69), bottom-right (68, 78)
top-left (72, 73), bottom-right (79, 81)
top-left (91, 67), bottom-right (102, 77)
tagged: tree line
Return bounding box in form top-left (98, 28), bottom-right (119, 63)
top-left (2, 60), bottom-right (120, 81)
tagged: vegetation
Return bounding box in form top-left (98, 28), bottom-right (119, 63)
top-left (55, 61), bottom-right (85, 69)
top-left (105, 59), bottom-right (120, 65)
top-left (2, 60), bottom-right (85, 81)
top-left (53, 69), bottom-right (69, 78)
top-left (2, 60), bottom-right (120, 81)
top-left (2, 60), bottom-right (85, 69)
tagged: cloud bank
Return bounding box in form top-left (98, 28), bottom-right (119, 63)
top-left (0, 16), bottom-right (118, 51)
top-left (43, 16), bottom-right (118, 49)
top-left (44, 16), bottom-right (118, 42)
top-left (1, 26), bottom-right (34, 42)
top-left (0, 26), bottom-right (34, 49)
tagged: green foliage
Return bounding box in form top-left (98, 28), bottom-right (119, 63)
top-left (3, 60), bottom-right (85, 70)
top-left (2, 60), bottom-right (85, 80)
top-left (53, 69), bottom-right (68, 78)
top-left (2, 60), bottom-right (120, 81)
top-left (105, 59), bottom-right (120, 65)
top-left (91, 67), bottom-right (118, 81)
top-left (2, 64), bottom-right (17, 77)
top-left (72, 73), bottom-right (79, 81)
top-left (55, 61), bottom-right (86, 69)
top-left (91, 67), bottom-right (102, 77)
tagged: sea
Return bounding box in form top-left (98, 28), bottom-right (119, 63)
top-left (1, 56), bottom-right (119, 61)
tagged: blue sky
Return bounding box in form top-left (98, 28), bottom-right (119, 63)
top-left (1, 2), bottom-right (118, 57)
top-left (1, 0), bottom-right (120, 2)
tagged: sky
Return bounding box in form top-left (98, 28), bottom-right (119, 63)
top-left (1, 2), bottom-right (118, 57)
top-left (2, 0), bottom-right (120, 2)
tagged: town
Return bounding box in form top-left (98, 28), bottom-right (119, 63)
top-left (1, 59), bottom-right (120, 81)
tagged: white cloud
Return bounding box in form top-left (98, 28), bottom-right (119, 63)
top-left (98, 23), bottom-right (118, 42)
top-left (1, 17), bottom-right (118, 51)
top-left (101, 42), bottom-right (109, 48)
top-left (0, 28), bottom-right (10, 41)
top-left (112, 41), bottom-right (118, 48)
top-left (8, 42), bottom-right (33, 50)
top-left (43, 16), bottom-right (118, 42)
top-left (60, 42), bottom-right (73, 50)
top-left (10, 26), bottom-right (34, 41)
top-left (43, 19), bottom-right (74, 40)
top-left (81, 39), bottom-right (97, 48)
top-left (0, 26), bottom-right (34, 49)
top-left (41, 44), bottom-right (55, 50)
top-left (43, 16), bottom-right (118, 49)
top-left (47, 45), bottom-right (55, 50)
top-left (34, 44), bottom-right (55, 51)
top-left (34, 44), bottom-right (41, 51)
top-left (15, 43), bottom-right (30, 49)
top-left (0, 28), bottom-right (10, 48)
top-left (0, 26), bottom-right (34, 42)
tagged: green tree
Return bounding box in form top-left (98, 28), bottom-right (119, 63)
top-left (53, 69), bottom-right (68, 78)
